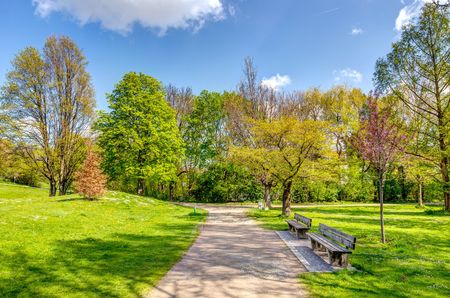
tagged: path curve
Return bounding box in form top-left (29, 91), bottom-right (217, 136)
top-left (147, 205), bottom-right (308, 298)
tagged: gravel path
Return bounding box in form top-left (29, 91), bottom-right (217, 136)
top-left (147, 206), bottom-right (308, 298)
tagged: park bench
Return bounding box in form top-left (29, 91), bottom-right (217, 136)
top-left (285, 213), bottom-right (312, 239)
top-left (307, 223), bottom-right (356, 267)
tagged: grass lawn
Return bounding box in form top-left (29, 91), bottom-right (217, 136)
top-left (0, 183), bottom-right (206, 297)
top-left (248, 204), bottom-right (450, 298)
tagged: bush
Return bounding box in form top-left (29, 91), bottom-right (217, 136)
top-left (191, 162), bottom-right (262, 202)
top-left (13, 172), bottom-right (40, 187)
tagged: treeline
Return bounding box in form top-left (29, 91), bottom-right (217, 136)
top-left (0, 3), bottom-right (448, 212)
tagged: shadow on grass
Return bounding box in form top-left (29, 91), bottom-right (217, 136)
top-left (301, 254), bottom-right (450, 298)
top-left (250, 206), bottom-right (450, 297)
top-left (56, 197), bottom-right (99, 202)
top-left (0, 222), bottom-right (202, 297)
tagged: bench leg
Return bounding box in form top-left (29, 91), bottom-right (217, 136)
top-left (310, 239), bottom-right (326, 251)
top-left (339, 254), bottom-right (348, 267)
top-left (327, 251), bottom-right (348, 267)
top-left (296, 229), bottom-right (307, 239)
top-left (327, 251), bottom-right (338, 266)
top-left (316, 242), bottom-right (326, 252)
top-left (289, 226), bottom-right (301, 239)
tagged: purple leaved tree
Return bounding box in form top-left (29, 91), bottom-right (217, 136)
top-left (351, 98), bottom-right (406, 243)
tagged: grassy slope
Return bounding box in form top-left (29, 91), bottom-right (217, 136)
top-left (0, 183), bottom-right (206, 297)
top-left (249, 205), bottom-right (450, 298)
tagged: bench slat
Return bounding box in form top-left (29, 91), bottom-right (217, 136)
top-left (286, 220), bottom-right (308, 230)
top-left (294, 213), bottom-right (312, 227)
top-left (307, 232), bottom-right (349, 253)
top-left (319, 224), bottom-right (356, 249)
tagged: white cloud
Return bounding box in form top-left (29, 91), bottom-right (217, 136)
top-left (350, 27), bottom-right (363, 36)
top-left (32, 0), bottom-right (225, 35)
top-left (394, 0), bottom-right (440, 31)
top-left (261, 74), bottom-right (291, 91)
top-left (334, 68), bottom-right (363, 83)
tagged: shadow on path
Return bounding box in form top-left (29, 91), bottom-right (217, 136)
top-left (147, 206), bottom-right (307, 298)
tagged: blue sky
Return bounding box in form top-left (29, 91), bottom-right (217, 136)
top-left (0, 0), bottom-right (429, 110)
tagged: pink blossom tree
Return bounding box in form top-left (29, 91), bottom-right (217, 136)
top-left (351, 98), bottom-right (406, 243)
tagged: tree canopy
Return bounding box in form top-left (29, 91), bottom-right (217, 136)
top-left (1, 35), bottom-right (95, 196)
top-left (375, 2), bottom-right (450, 210)
top-left (96, 72), bottom-right (183, 195)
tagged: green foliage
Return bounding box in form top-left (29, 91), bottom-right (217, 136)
top-left (249, 204), bottom-right (450, 297)
top-left (383, 166), bottom-right (414, 201)
top-left (184, 90), bottom-right (226, 168)
top-left (191, 162), bottom-right (262, 202)
top-left (0, 139), bottom-right (40, 187)
top-left (96, 72), bottom-right (183, 191)
top-left (1, 36), bottom-right (95, 196)
top-left (0, 183), bottom-right (206, 297)
top-left (374, 3), bottom-right (450, 210)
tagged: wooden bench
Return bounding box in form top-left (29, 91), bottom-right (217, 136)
top-left (307, 224), bottom-right (356, 267)
top-left (285, 213), bottom-right (312, 239)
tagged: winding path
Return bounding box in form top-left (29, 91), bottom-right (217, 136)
top-left (147, 206), bottom-right (307, 298)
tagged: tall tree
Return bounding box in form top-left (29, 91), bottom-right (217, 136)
top-left (1, 36), bottom-right (95, 196)
top-left (223, 92), bottom-right (253, 146)
top-left (165, 84), bottom-right (194, 130)
top-left (351, 99), bottom-right (405, 243)
top-left (184, 90), bottom-right (226, 169)
top-left (165, 84), bottom-right (194, 199)
top-left (96, 72), bottom-right (183, 195)
top-left (374, 2), bottom-right (450, 210)
top-left (238, 57), bottom-right (279, 120)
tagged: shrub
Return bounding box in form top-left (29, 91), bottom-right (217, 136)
top-left (74, 149), bottom-right (107, 199)
top-left (191, 162), bottom-right (262, 202)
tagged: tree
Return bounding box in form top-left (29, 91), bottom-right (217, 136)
top-left (404, 157), bottom-right (437, 206)
top-left (245, 117), bottom-right (327, 215)
top-left (165, 84), bottom-right (194, 130)
top-left (351, 99), bottom-right (406, 243)
top-left (184, 90), bottom-right (226, 169)
top-left (1, 35), bottom-right (95, 196)
top-left (165, 84), bottom-right (194, 199)
top-left (96, 72), bottom-right (183, 195)
top-left (229, 145), bottom-right (277, 208)
top-left (223, 92), bottom-right (253, 146)
top-left (0, 139), bottom-right (40, 186)
top-left (238, 57), bottom-right (279, 120)
top-left (321, 87), bottom-right (366, 158)
top-left (74, 147), bottom-right (107, 200)
top-left (374, 2), bottom-right (450, 210)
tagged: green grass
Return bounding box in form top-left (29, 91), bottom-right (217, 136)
top-left (0, 183), bottom-right (207, 297)
top-left (249, 205), bottom-right (450, 298)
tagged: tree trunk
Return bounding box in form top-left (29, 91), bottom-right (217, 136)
top-left (378, 172), bottom-right (386, 243)
top-left (49, 179), bottom-right (57, 197)
top-left (137, 178), bottom-right (145, 195)
top-left (58, 179), bottom-right (69, 196)
top-left (440, 160), bottom-right (450, 210)
top-left (438, 128), bottom-right (450, 211)
top-left (169, 182), bottom-right (175, 201)
top-left (398, 166), bottom-right (407, 201)
top-left (282, 180), bottom-right (292, 216)
top-left (418, 179), bottom-right (423, 207)
top-left (264, 184), bottom-right (272, 209)
top-left (440, 157), bottom-right (450, 210)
